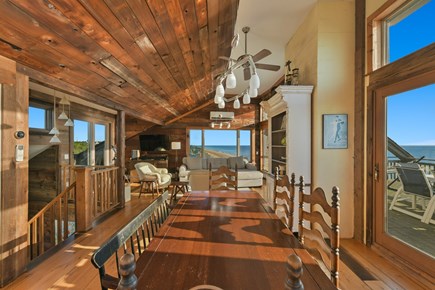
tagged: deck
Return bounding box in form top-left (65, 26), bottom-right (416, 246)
top-left (3, 187), bottom-right (434, 290)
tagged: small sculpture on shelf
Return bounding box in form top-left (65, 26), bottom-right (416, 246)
top-left (284, 60), bottom-right (300, 85)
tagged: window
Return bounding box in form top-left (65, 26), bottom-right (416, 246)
top-left (29, 106), bottom-right (47, 129)
top-left (204, 130), bottom-right (237, 158)
top-left (74, 120), bottom-right (90, 165)
top-left (240, 130), bottom-right (251, 161)
top-left (189, 129), bottom-right (202, 157)
top-left (189, 129), bottom-right (252, 161)
top-left (95, 124), bottom-right (106, 166)
top-left (374, 0), bottom-right (435, 69)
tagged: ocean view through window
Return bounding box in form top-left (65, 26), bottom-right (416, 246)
top-left (189, 129), bottom-right (252, 161)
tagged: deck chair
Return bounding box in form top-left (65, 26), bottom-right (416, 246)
top-left (389, 162), bottom-right (435, 224)
top-left (209, 164), bottom-right (237, 190)
top-left (298, 176), bottom-right (340, 288)
top-left (273, 172), bottom-right (296, 231)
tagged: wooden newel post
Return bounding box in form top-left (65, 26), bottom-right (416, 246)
top-left (285, 254), bottom-right (304, 290)
top-left (117, 253), bottom-right (137, 290)
top-left (75, 166), bottom-right (93, 232)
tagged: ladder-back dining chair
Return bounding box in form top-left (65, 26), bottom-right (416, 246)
top-left (273, 171), bottom-right (296, 231)
top-left (298, 176), bottom-right (340, 288)
top-left (209, 164), bottom-right (238, 190)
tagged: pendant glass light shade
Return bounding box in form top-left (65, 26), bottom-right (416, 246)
top-left (218, 99), bottom-right (225, 109)
top-left (226, 71), bottom-right (237, 89)
top-left (211, 122), bottom-right (215, 128)
top-left (216, 83), bottom-right (225, 97)
top-left (64, 99), bottom-right (74, 126)
top-left (49, 134), bottom-right (61, 144)
top-left (242, 92), bottom-right (251, 104)
top-left (233, 98), bottom-right (240, 109)
top-left (226, 122), bottom-right (231, 129)
top-left (64, 118), bottom-right (74, 127)
top-left (249, 86), bottom-right (258, 98)
top-left (58, 110), bottom-right (68, 120)
top-left (249, 73), bottom-right (260, 89)
top-left (214, 93), bottom-right (223, 104)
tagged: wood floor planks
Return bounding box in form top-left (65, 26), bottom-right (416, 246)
top-left (4, 190), bottom-right (154, 290)
top-left (3, 190), bottom-right (434, 290)
top-left (341, 239), bottom-right (434, 290)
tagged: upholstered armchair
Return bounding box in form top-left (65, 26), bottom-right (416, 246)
top-left (134, 162), bottom-right (172, 197)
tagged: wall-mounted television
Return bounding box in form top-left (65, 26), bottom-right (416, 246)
top-left (139, 134), bottom-right (169, 151)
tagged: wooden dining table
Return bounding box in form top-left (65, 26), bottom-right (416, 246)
top-left (135, 190), bottom-right (336, 289)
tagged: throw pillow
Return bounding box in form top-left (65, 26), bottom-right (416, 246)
top-left (209, 158), bottom-right (227, 169)
top-left (228, 156), bottom-right (245, 169)
top-left (186, 157), bottom-right (202, 170)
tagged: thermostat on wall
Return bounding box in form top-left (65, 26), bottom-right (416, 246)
top-left (15, 144), bottom-right (24, 162)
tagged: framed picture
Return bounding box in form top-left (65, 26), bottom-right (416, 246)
top-left (322, 114), bottom-right (348, 149)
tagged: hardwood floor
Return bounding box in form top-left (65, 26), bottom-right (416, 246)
top-left (3, 187), bottom-right (434, 289)
top-left (4, 188), bottom-right (154, 290)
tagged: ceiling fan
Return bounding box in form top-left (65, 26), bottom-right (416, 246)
top-left (221, 26), bottom-right (280, 80)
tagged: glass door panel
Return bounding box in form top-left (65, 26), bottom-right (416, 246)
top-left (383, 84), bottom-right (435, 258)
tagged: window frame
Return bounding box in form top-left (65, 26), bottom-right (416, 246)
top-left (28, 99), bottom-right (53, 134)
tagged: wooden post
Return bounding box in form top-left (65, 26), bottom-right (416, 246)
top-left (117, 110), bottom-right (125, 208)
top-left (0, 56), bottom-right (29, 286)
top-left (117, 253), bottom-right (137, 290)
top-left (285, 254), bottom-right (304, 290)
top-left (75, 167), bottom-right (93, 232)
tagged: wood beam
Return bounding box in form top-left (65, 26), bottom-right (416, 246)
top-left (116, 110), bottom-right (126, 208)
top-left (0, 57), bottom-right (29, 286)
top-left (164, 98), bottom-right (215, 125)
top-left (354, 0), bottom-right (366, 243)
top-left (17, 64), bottom-right (164, 125)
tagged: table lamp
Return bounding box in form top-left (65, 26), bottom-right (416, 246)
top-left (171, 142), bottom-right (181, 166)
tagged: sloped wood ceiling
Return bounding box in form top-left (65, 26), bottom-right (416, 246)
top-left (0, 0), bottom-right (239, 124)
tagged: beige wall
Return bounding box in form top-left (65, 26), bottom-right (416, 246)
top-left (285, 0), bottom-right (355, 238)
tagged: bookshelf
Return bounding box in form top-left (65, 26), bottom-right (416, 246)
top-left (271, 112), bottom-right (287, 175)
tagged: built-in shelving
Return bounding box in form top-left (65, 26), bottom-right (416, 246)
top-left (271, 111), bottom-right (286, 175)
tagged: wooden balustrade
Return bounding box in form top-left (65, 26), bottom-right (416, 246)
top-left (27, 182), bottom-right (77, 261)
top-left (75, 166), bottom-right (121, 232)
top-left (91, 167), bottom-right (120, 219)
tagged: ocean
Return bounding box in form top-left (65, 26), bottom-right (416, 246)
top-left (402, 145), bottom-right (435, 161)
top-left (191, 145), bottom-right (251, 159)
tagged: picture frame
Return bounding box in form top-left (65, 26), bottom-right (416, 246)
top-left (322, 114), bottom-right (348, 149)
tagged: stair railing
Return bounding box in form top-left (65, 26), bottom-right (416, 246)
top-left (27, 182), bottom-right (77, 261)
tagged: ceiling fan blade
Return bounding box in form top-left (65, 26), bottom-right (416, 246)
top-left (255, 63), bottom-right (281, 71)
top-left (244, 67), bottom-right (250, 80)
top-left (252, 49), bottom-right (272, 62)
top-left (219, 56), bottom-right (230, 61)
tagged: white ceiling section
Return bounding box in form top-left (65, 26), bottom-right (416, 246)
top-left (227, 0), bottom-right (317, 95)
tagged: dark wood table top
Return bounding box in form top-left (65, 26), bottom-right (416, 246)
top-left (135, 190), bottom-right (336, 290)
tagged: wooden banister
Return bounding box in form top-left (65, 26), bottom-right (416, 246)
top-left (27, 182), bottom-right (77, 261)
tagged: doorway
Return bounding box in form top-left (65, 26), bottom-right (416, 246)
top-left (372, 75), bottom-right (435, 275)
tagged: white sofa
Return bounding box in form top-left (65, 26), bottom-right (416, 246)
top-left (179, 156), bottom-right (263, 190)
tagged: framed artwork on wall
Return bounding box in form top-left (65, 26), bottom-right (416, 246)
top-left (322, 114), bottom-right (348, 149)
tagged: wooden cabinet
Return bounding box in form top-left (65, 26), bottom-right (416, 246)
top-left (260, 85), bottom-right (313, 231)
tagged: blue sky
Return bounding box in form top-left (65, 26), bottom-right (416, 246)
top-left (387, 0), bottom-right (435, 145)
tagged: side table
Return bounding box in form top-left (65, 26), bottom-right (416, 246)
top-left (169, 180), bottom-right (189, 203)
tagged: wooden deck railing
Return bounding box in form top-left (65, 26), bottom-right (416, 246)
top-left (27, 182), bottom-right (77, 261)
top-left (387, 159), bottom-right (435, 180)
top-left (91, 166), bottom-right (120, 219)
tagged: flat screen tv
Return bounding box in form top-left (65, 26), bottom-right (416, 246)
top-left (139, 134), bottom-right (169, 151)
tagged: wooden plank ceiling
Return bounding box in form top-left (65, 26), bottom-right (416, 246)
top-left (0, 0), bottom-right (239, 124)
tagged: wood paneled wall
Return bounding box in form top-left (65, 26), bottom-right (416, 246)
top-left (0, 56), bottom-right (29, 286)
top-left (126, 125), bottom-right (187, 172)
